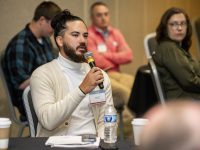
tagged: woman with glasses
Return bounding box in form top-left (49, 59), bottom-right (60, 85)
top-left (153, 7), bottom-right (200, 100)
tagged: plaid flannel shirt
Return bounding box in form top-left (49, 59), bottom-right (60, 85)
top-left (3, 24), bottom-right (55, 115)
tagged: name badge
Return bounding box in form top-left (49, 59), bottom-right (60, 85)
top-left (97, 43), bottom-right (107, 53)
top-left (113, 41), bottom-right (118, 47)
top-left (89, 90), bottom-right (106, 104)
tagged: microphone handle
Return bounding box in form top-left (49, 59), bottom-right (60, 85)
top-left (98, 82), bottom-right (104, 89)
top-left (88, 61), bottom-right (104, 89)
top-left (89, 61), bottom-right (96, 68)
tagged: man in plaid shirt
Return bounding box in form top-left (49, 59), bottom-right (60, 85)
top-left (2, 1), bottom-right (61, 121)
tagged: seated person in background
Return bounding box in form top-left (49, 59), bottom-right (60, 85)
top-left (141, 100), bottom-right (200, 150)
top-left (3, 1), bottom-right (61, 121)
top-left (30, 10), bottom-right (113, 137)
top-left (153, 7), bottom-right (200, 100)
top-left (87, 2), bottom-right (134, 105)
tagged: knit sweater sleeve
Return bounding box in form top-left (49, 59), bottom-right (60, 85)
top-left (30, 60), bottom-right (85, 131)
top-left (103, 29), bottom-right (133, 65)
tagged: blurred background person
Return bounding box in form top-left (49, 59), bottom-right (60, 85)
top-left (141, 100), bottom-right (200, 150)
top-left (87, 1), bottom-right (134, 118)
top-left (2, 1), bottom-right (61, 121)
top-left (153, 7), bottom-right (200, 100)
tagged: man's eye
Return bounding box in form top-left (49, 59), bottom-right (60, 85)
top-left (72, 34), bottom-right (79, 37)
top-left (96, 14), bottom-right (102, 17)
top-left (104, 13), bottom-right (108, 16)
top-left (84, 34), bottom-right (88, 38)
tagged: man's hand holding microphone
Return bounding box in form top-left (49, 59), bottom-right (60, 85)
top-left (79, 52), bottom-right (104, 94)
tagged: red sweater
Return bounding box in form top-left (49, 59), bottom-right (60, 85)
top-left (87, 25), bottom-right (133, 72)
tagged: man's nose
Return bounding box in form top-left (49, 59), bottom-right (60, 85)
top-left (102, 15), bottom-right (106, 20)
top-left (79, 35), bottom-right (87, 43)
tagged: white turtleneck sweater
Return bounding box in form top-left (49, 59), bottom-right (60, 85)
top-left (56, 53), bottom-right (96, 135)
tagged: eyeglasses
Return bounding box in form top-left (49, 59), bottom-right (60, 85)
top-left (168, 21), bottom-right (187, 30)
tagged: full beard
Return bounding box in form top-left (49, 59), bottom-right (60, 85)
top-left (63, 42), bottom-right (87, 63)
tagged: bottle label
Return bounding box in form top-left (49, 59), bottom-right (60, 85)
top-left (104, 115), bottom-right (117, 123)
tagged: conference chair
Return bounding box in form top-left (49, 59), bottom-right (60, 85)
top-left (144, 33), bottom-right (166, 106)
top-left (193, 17), bottom-right (200, 57)
top-left (0, 51), bottom-right (28, 137)
top-left (148, 58), bottom-right (166, 106)
top-left (144, 32), bottom-right (157, 59)
top-left (23, 86), bottom-right (38, 137)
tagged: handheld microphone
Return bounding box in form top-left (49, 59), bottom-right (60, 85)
top-left (84, 52), bottom-right (104, 89)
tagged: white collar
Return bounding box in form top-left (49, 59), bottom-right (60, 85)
top-left (95, 26), bottom-right (109, 38)
top-left (57, 53), bottom-right (83, 70)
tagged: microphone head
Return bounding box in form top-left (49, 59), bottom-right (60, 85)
top-left (84, 51), bottom-right (93, 59)
top-left (84, 52), bottom-right (94, 63)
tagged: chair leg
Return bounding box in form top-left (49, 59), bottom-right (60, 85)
top-left (17, 125), bottom-right (26, 137)
top-left (119, 111), bottom-right (124, 141)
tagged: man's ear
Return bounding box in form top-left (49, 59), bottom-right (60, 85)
top-left (38, 16), bottom-right (46, 25)
top-left (56, 36), bottom-right (63, 47)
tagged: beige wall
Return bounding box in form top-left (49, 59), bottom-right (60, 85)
top-left (0, 0), bottom-right (200, 116)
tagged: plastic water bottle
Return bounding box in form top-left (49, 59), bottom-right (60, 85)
top-left (104, 104), bottom-right (117, 143)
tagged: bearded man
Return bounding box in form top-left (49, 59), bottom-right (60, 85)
top-left (30, 10), bottom-right (114, 138)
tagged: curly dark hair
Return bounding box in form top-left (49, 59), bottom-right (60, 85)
top-left (156, 7), bottom-right (192, 51)
top-left (51, 9), bottom-right (86, 47)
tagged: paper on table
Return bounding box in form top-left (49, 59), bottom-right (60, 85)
top-left (45, 136), bottom-right (100, 148)
top-left (46, 136), bottom-right (83, 145)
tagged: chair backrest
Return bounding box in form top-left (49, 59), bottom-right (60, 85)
top-left (23, 86), bottom-right (38, 137)
top-left (0, 51), bottom-right (28, 136)
top-left (193, 17), bottom-right (200, 57)
top-left (148, 58), bottom-right (166, 106)
top-left (144, 33), bottom-right (166, 106)
top-left (144, 32), bottom-right (157, 59)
